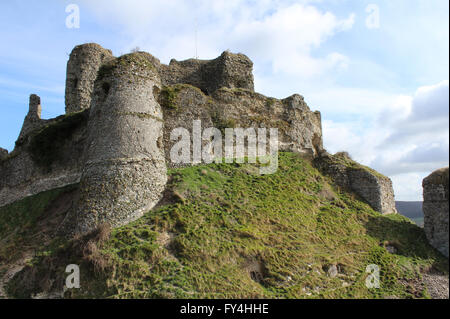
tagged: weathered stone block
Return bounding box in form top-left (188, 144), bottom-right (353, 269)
top-left (423, 167), bottom-right (449, 257)
top-left (65, 43), bottom-right (113, 114)
top-left (314, 152), bottom-right (397, 215)
top-left (160, 51), bottom-right (254, 95)
top-left (203, 51), bottom-right (254, 94)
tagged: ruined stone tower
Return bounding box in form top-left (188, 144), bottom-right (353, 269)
top-left (17, 94), bottom-right (42, 142)
top-left (67, 52), bottom-right (168, 234)
top-left (423, 167), bottom-right (449, 257)
top-left (160, 50), bottom-right (254, 95)
top-left (65, 43), bottom-right (113, 114)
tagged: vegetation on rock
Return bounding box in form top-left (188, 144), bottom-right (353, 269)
top-left (28, 111), bottom-right (88, 170)
top-left (1, 153), bottom-right (447, 299)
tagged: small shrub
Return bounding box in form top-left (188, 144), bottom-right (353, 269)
top-left (159, 86), bottom-right (180, 110)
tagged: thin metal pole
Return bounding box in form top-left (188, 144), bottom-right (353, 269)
top-left (195, 17), bottom-right (198, 59)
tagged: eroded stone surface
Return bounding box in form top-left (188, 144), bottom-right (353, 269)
top-left (160, 50), bottom-right (254, 95)
top-left (64, 52), bottom-right (168, 234)
top-left (0, 148), bottom-right (7, 161)
top-left (0, 109), bottom-right (88, 207)
top-left (65, 43), bottom-right (113, 114)
top-left (159, 85), bottom-right (324, 169)
top-left (423, 167), bottom-right (449, 257)
top-left (314, 152), bottom-right (397, 215)
top-left (17, 94), bottom-right (43, 144)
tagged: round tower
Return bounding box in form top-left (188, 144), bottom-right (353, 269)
top-left (65, 43), bottom-right (113, 114)
top-left (71, 52), bottom-right (167, 234)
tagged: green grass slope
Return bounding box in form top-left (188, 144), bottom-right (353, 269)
top-left (1, 152), bottom-right (448, 299)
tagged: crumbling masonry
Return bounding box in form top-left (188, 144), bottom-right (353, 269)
top-left (423, 167), bottom-right (449, 257)
top-left (0, 43), bottom-right (397, 235)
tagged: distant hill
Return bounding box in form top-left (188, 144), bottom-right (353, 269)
top-left (396, 201), bottom-right (423, 227)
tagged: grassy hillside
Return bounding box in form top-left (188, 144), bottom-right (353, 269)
top-left (1, 152), bottom-right (448, 299)
top-left (0, 184), bottom-right (77, 264)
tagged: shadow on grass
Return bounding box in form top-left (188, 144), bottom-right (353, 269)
top-left (364, 213), bottom-right (449, 273)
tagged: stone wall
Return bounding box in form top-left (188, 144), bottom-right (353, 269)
top-left (159, 84), bottom-right (323, 168)
top-left (423, 167), bottom-right (449, 257)
top-left (314, 152), bottom-right (397, 215)
top-left (158, 84), bottom-right (215, 168)
top-left (1, 42), bottom-right (395, 235)
top-left (65, 43), bottom-right (113, 114)
top-left (17, 94), bottom-right (43, 142)
top-left (212, 89), bottom-right (323, 157)
top-left (0, 101), bottom-right (88, 207)
top-left (159, 59), bottom-right (209, 92)
top-left (159, 50), bottom-right (254, 95)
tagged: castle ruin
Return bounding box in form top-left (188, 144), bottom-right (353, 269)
top-left (0, 43), bottom-right (397, 235)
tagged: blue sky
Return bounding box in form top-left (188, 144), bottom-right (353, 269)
top-left (0, 0), bottom-right (448, 200)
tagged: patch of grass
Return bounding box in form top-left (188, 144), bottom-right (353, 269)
top-left (159, 86), bottom-right (181, 110)
top-left (6, 223), bottom-right (112, 299)
top-left (266, 97), bottom-right (277, 108)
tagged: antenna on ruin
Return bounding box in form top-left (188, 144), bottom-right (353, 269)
top-left (194, 17), bottom-right (199, 59)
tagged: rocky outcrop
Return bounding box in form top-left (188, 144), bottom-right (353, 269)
top-left (314, 152), bottom-right (397, 215)
top-left (423, 167), bottom-right (449, 257)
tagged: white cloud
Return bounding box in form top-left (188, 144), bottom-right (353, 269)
top-left (308, 87), bottom-right (398, 116)
top-left (322, 119), bottom-right (385, 165)
top-left (376, 81), bottom-right (449, 165)
top-left (0, 76), bottom-right (64, 95)
top-left (412, 80), bottom-right (449, 120)
top-left (322, 80), bottom-right (449, 200)
top-left (81, 0), bottom-right (354, 77)
top-left (377, 95), bottom-right (413, 127)
top-left (228, 4), bottom-right (355, 76)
